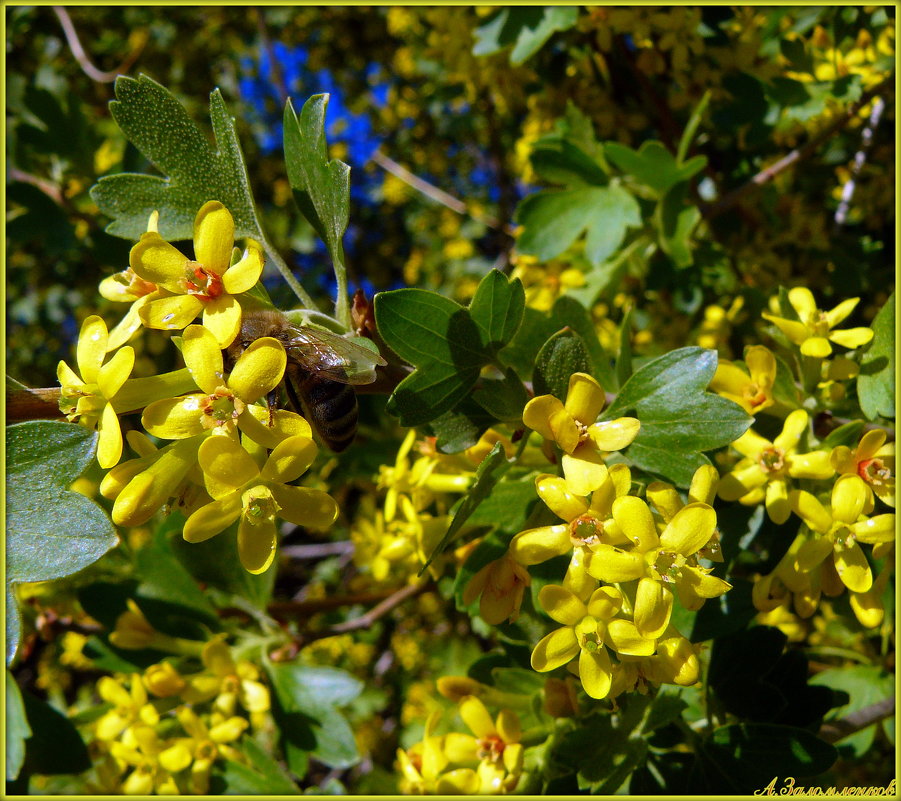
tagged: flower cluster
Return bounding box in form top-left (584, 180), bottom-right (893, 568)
top-left (59, 201), bottom-right (339, 574)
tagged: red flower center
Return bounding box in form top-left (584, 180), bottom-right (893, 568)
top-left (184, 261), bottom-right (224, 301)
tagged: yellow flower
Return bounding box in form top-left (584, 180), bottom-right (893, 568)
top-left (761, 287), bottom-right (874, 358)
top-left (530, 583), bottom-right (656, 700)
top-left (182, 637), bottom-right (271, 719)
top-left (709, 345), bottom-right (777, 415)
top-left (462, 552), bottom-right (531, 625)
top-left (184, 434), bottom-right (338, 574)
top-left (57, 315), bottom-right (135, 468)
top-left (831, 429), bottom-right (895, 509)
top-left (129, 201), bottom-right (264, 347)
top-left (397, 711), bottom-right (479, 794)
top-left (718, 409), bottom-right (833, 524)
top-left (523, 373), bottom-right (640, 495)
top-left (99, 266), bottom-right (164, 351)
top-left (443, 696), bottom-right (524, 794)
top-left (165, 706), bottom-right (248, 794)
top-left (608, 626), bottom-right (700, 698)
top-left (790, 475), bottom-right (895, 595)
top-left (141, 323), bottom-right (308, 448)
top-left (94, 673), bottom-right (160, 743)
top-left (587, 496), bottom-right (729, 639)
top-left (108, 724), bottom-right (182, 795)
top-left (509, 464), bottom-right (632, 597)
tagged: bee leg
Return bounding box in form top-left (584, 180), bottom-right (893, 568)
top-left (266, 389), bottom-right (279, 427)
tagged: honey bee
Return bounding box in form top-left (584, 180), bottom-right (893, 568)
top-left (225, 309), bottom-right (387, 452)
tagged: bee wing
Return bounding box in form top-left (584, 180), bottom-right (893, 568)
top-left (285, 327), bottom-right (387, 385)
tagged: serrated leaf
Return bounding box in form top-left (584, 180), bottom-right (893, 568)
top-left (6, 422), bottom-right (118, 665)
top-left (428, 396), bottom-right (498, 453)
top-left (91, 75), bottom-right (262, 241)
top-left (602, 348), bottom-right (753, 486)
top-left (857, 292), bottom-right (894, 420)
top-left (284, 95), bottom-right (349, 272)
top-left (420, 443), bottom-right (512, 575)
top-left (473, 6), bottom-right (579, 65)
top-left (532, 329), bottom-right (591, 400)
top-left (469, 269), bottom-right (526, 355)
top-left (549, 296), bottom-right (616, 390)
top-left (386, 363), bottom-right (481, 428)
top-left (605, 140), bottom-right (707, 195)
top-left (515, 185), bottom-right (641, 267)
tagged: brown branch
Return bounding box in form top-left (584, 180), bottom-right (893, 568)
top-left (6, 386), bottom-right (65, 422)
top-left (326, 578), bottom-right (431, 635)
top-left (371, 149), bottom-right (514, 234)
top-left (252, 7), bottom-right (288, 103)
top-left (266, 589), bottom-right (401, 620)
top-left (818, 696), bottom-right (895, 744)
top-left (52, 6), bottom-right (146, 84)
top-left (707, 74), bottom-right (894, 219)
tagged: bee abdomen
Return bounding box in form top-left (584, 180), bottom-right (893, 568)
top-left (292, 372), bottom-right (358, 452)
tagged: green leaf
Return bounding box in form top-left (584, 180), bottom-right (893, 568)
top-left (473, 368), bottom-right (530, 421)
top-left (6, 675), bottom-right (31, 780)
top-left (771, 351), bottom-right (801, 408)
top-left (6, 422), bottom-right (118, 665)
top-left (20, 689), bottom-right (91, 775)
top-left (427, 396), bottom-right (498, 453)
top-left (550, 296), bottom-right (616, 390)
top-left (703, 723), bottom-right (837, 786)
top-left (469, 269), bottom-right (526, 355)
top-left (283, 95), bottom-right (349, 272)
top-left (473, 6), bottom-right (579, 65)
top-left (376, 288), bottom-right (488, 426)
top-left (602, 347), bottom-right (753, 486)
top-left (90, 74), bottom-right (262, 241)
top-left (605, 140), bottom-right (707, 195)
top-left (616, 306), bottom-right (635, 390)
top-left (420, 443), bottom-right (512, 575)
top-left (266, 663), bottom-right (362, 771)
top-left (515, 185), bottom-right (641, 267)
top-left (857, 291), bottom-right (894, 420)
top-left (676, 90), bottom-right (712, 165)
top-left (216, 759), bottom-right (300, 795)
top-left (821, 419), bottom-right (866, 450)
top-left (532, 329), bottom-right (591, 401)
top-left (657, 182), bottom-right (701, 269)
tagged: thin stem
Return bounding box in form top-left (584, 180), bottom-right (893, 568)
top-left (52, 6), bottom-right (145, 83)
top-left (259, 235), bottom-right (317, 310)
top-left (332, 248), bottom-right (352, 331)
top-left (833, 96), bottom-right (885, 229)
top-left (326, 579), bottom-right (430, 635)
top-left (707, 74), bottom-right (893, 219)
top-left (370, 149), bottom-right (514, 234)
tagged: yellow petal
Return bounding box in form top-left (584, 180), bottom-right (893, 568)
top-left (564, 372), bottom-right (605, 424)
top-left (850, 514), bottom-right (896, 544)
top-left (606, 619), bottom-right (656, 656)
top-left (522, 394), bottom-right (566, 442)
top-left (202, 295), bottom-right (242, 348)
top-left (849, 582), bottom-right (884, 628)
top-left (833, 540), bottom-right (872, 593)
top-left (508, 525), bottom-right (571, 565)
top-left (745, 345), bottom-right (776, 387)
top-left (107, 296), bottom-right (152, 350)
top-left (222, 246), bottom-right (264, 294)
top-left (586, 585), bottom-right (623, 619)
top-left (710, 361), bottom-right (752, 396)
top-left (183, 493), bottom-right (243, 543)
top-left (129, 231), bottom-right (189, 286)
top-left (77, 315), bottom-right (108, 383)
top-left (646, 481), bottom-right (681, 522)
top-left (99, 346), bottom-right (135, 400)
top-left (578, 647), bottom-right (612, 699)
top-left (536, 474), bottom-right (590, 521)
top-left (656, 634), bottom-right (700, 685)
top-left (765, 478), bottom-right (791, 525)
top-left (239, 407), bottom-right (311, 449)
top-left (199, 435), bottom-right (260, 491)
top-left (825, 297), bottom-right (859, 328)
top-left (586, 544), bottom-right (644, 583)
top-left (587, 417), bottom-right (640, 451)
top-left (237, 514), bottom-right (277, 574)
top-left (731, 428), bottom-right (772, 459)
top-left (561, 448), bottom-right (609, 496)
top-left (659, 503), bottom-right (716, 556)
top-left (269, 485), bottom-right (338, 530)
top-left (634, 577), bottom-right (673, 639)
top-left (142, 396), bottom-right (207, 439)
top-left (182, 324), bottom-right (225, 394)
top-left (228, 337), bottom-right (286, 402)
top-left (260, 435), bottom-right (317, 483)
top-left (774, 409), bottom-right (809, 452)
top-left (530, 627), bottom-right (579, 672)
top-left (460, 696), bottom-right (495, 739)
top-left (97, 403), bottom-right (123, 469)
top-left (538, 584), bottom-right (587, 626)
top-left (497, 708), bottom-right (521, 744)
top-left (786, 450), bottom-right (834, 479)
top-left (761, 312), bottom-right (809, 345)
top-left (680, 565), bottom-right (732, 600)
top-left (829, 327), bottom-right (874, 350)
top-left (831, 475), bottom-right (868, 524)
top-left (800, 336), bottom-right (832, 358)
top-left (612, 496), bottom-right (659, 551)
top-left (788, 287), bottom-right (817, 320)
top-left (688, 465), bottom-right (720, 506)
top-left (141, 293), bottom-right (202, 331)
top-left (193, 200), bottom-right (234, 271)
